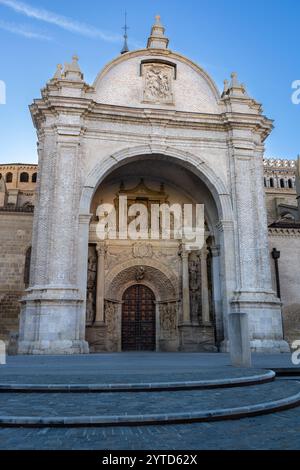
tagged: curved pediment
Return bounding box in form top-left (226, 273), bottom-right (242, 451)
top-left (93, 49), bottom-right (221, 114)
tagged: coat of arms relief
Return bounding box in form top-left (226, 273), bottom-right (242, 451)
top-left (142, 64), bottom-right (174, 105)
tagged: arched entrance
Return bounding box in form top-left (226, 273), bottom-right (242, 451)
top-left (122, 285), bottom-right (156, 351)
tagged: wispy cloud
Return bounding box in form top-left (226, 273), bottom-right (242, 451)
top-left (0, 0), bottom-right (122, 43)
top-left (0, 19), bottom-right (51, 40)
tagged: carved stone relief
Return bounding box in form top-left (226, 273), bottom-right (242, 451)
top-left (86, 245), bottom-right (97, 325)
top-left (133, 242), bottom-right (153, 258)
top-left (189, 251), bottom-right (202, 324)
top-left (105, 300), bottom-right (119, 352)
top-left (143, 64), bottom-right (174, 105)
top-left (160, 302), bottom-right (178, 339)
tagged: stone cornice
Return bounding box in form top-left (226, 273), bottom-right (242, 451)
top-left (30, 95), bottom-right (273, 140)
top-left (268, 227), bottom-right (300, 237)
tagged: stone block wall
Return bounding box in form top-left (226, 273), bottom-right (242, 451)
top-left (269, 228), bottom-right (300, 347)
top-left (0, 212), bottom-right (33, 348)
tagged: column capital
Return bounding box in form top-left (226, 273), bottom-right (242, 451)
top-left (96, 242), bottom-right (107, 257)
top-left (210, 245), bottom-right (221, 257)
top-left (78, 213), bottom-right (92, 225)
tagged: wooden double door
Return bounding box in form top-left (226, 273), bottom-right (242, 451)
top-left (122, 285), bottom-right (156, 351)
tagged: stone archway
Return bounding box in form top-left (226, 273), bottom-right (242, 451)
top-left (78, 145), bottom-right (235, 352)
top-left (101, 262), bottom-right (179, 353)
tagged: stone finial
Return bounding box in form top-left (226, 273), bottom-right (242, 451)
top-left (53, 64), bottom-right (62, 80)
top-left (230, 72), bottom-right (240, 88)
top-left (222, 79), bottom-right (229, 97)
top-left (147, 15), bottom-right (169, 49)
top-left (63, 54), bottom-right (84, 81)
top-left (222, 72), bottom-right (249, 98)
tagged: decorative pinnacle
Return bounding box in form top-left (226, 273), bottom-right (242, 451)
top-left (53, 64), bottom-right (62, 80)
top-left (121, 11), bottom-right (129, 54)
top-left (147, 14), bottom-right (169, 49)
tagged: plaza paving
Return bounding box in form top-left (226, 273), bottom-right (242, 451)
top-left (0, 353), bottom-right (299, 449)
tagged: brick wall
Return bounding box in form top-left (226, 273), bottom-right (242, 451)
top-left (0, 212), bottom-right (33, 347)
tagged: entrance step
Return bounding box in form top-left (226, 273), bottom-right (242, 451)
top-left (0, 380), bottom-right (299, 427)
top-left (0, 368), bottom-right (275, 392)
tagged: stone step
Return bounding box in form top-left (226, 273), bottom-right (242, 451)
top-left (0, 369), bottom-right (275, 392)
top-left (0, 380), bottom-right (299, 427)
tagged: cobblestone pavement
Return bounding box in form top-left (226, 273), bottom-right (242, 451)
top-left (0, 405), bottom-right (299, 450)
top-left (0, 381), bottom-right (299, 417)
top-left (0, 368), bottom-right (270, 385)
top-left (0, 353), bottom-right (299, 449)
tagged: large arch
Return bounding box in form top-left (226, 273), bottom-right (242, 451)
top-left (77, 145), bottom-right (237, 352)
top-left (79, 145), bottom-right (233, 223)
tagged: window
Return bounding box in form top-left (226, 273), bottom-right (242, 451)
top-left (6, 172), bottom-right (13, 183)
top-left (20, 172), bottom-right (29, 183)
top-left (280, 179), bottom-right (285, 188)
top-left (264, 178), bottom-right (267, 187)
top-left (270, 178), bottom-right (274, 188)
top-left (32, 173), bottom-right (37, 183)
top-left (288, 179), bottom-right (293, 189)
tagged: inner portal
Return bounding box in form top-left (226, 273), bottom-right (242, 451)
top-left (122, 285), bottom-right (156, 351)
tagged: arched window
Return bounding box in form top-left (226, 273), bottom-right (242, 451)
top-left (20, 172), bottom-right (29, 183)
top-left (24, 246), bottom-right (32, 288)
top-left (280, 179), bottom-right (285, 188)
top-left (6, 172), bottom-right (13, 183)
top-left (270, 178), bottom-right (274, 188)
top-left (32, 173), bottom-right (37, 183)
top-left (288, 179), bottom-right (293, 189)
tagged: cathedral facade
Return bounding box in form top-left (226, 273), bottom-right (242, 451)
top-left (1, 17), bottom-right (299, 355)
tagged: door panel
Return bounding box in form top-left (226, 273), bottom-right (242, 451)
top-left (122, 285), bottom-right (156, 351)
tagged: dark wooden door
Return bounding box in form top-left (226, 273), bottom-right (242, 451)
top-left (122, 285), bottom-right (156, 351)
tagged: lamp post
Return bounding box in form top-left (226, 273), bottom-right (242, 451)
top-left (271, 248), bottom-right (281, 299)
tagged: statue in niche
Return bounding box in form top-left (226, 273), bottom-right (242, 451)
top-left (86, 246), bottom-right (97, 325)
top-left (189, 252), bottom-right (202, 324)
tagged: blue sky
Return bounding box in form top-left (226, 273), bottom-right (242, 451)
top-left (0, 0), bottom-right (299, 164)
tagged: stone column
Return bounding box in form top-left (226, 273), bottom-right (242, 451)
top-left (18, 135), bottom-right (89, 355)
top-left (229, 147), bottom-right (289, 353)
top-left (181, 248), bottom-right (191, 324)
top-left (95, 242), bottom-right (106, 324)
top-left (200, 246), bottom-right (210, 324)
top-left (211, 245), bottom-right (223, 343)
